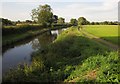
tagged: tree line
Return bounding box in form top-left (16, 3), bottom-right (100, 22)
top-left (70, 17), bottom-right (118, 26)
top-left (1, 17), bottom-right (118, 27)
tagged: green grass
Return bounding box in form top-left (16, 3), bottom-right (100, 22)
top-left (83, 25), bottom-right (119, 45)
top-left (3, 27), bottom-right (119, 83)
top-left (65, 51), bottom-right (119, 82)
top-left (2, 25), bottom-right (47, 46)
top-left (2, 28), bottom-right (48, 46)
top-left (2, 24), bottom-right (70, 46)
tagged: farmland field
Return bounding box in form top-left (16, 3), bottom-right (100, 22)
top-left (83, 25), bottom-right (119, 45)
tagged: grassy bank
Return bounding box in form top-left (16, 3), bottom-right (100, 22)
top-left (3, 28), bottom-right (48, 46)
top-left (2, 25), bottom-right (69, 46)
top-left (83, 25), bottom-right (119, 45)
top-left (3, 27), bottom-right (119, 83)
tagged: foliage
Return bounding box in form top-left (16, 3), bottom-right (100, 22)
top-left (2, 25), bottom-right (44, 36)
top-left (78, 17), bottom-right (89, 25)
top-left (25, 20), bottom-right (33, 24)
top-left (1, 18), bottom-right (14, 26)
top-left (90, 21), bottom-right (118, 25)
top-left (2, 24), bottom-right (71, 46)
top-left (65, 52), bottom-right (119, 82)
top-left (57, 17), bottom-right (65, 24)
top-left (53, 15), bottom-right (58, 23)
top-left (2, 25), bottom-right (47, 46)
top-left (3, 27), bottom-right (119, 83)
top-left (31, 4), bottom-right (53, 26)
top-left (70, 18), bottom-right (78, 26)
top-left (51, 23), bottom-right (71, 29)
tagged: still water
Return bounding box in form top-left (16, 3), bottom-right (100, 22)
top-left (2, 28), bottom-right (67, 75)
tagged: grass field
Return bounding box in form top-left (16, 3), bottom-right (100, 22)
top-left (83, 25), bottom-right (119, 45)
top-left (3, 27), bottom-right (119, 83)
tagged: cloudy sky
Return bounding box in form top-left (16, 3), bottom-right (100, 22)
top-left (0, 0), bottom-right (119, 22)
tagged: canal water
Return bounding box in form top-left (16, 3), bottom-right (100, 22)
top-left (2, 28), bottom-right (67, 75)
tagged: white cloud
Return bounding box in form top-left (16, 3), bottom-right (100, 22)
top-left (102, 0), bottom-right (119, 10)
top-left (53, 0), bottom-right (118, 22)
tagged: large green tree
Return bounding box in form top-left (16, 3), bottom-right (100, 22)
top-left (70, 18), bottom-right (78, 26)
top-left (31, 4), bottom-right (53, 26)
top-left (78, 17), bottom-right (88, 25)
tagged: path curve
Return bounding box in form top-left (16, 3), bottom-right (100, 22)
top-left (81, 29), bottom-right (119, 51)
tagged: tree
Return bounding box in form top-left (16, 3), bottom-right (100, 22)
top-left (78, 17), bottom-right (88, 25)
top-left (31, 4), bottom-right (53, 26)
top-left (31, 9), bottom-right (38, 22)
top-left (95, 22), bottom-right (99, 25)
top-left (57, 17), bottom-right (65, 24)
top-left (25, 20), bottom-right (32, 24)
top-left (0, 18), bottom-right (2, 27)
top-left (103, 21), bottom-right (109, 25)
top-left (53, 15), bottom-right (58, 23)
top-left (86, 21), bottom-right (90, 25)
top-left (70, 18), bottom-right (78, 26)
top-left (17, 20), bottom-right (21, 24)
top-left (2, 18), bottom-right (13, 26)
top-left (91, 22), bottom-right (95, 25)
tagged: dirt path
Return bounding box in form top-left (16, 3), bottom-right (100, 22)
top-left (81, 29), bottom-right (119, 51)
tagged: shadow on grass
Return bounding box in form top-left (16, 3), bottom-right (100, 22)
top-left (45, 35), bottom-right (110, 66)
top-left (89, 36), bottom-right (119, 51)
top-left (101, 36), bottom-right (120, 46)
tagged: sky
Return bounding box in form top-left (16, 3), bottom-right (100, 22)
top-left (0, 0), bottom-right (119, 22)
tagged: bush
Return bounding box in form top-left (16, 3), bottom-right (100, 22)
top-left (2, 25), bottom-right (44, 36)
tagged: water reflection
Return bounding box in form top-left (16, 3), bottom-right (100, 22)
top-left (51, 30), bottom-right (58, 35)
top-left (2, 28), bottom-right (66, 75)
top-left (30, 39), bottom-right (40, 50)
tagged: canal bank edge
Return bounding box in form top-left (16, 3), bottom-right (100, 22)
top-left (2, 26), bottom-right (70, 47)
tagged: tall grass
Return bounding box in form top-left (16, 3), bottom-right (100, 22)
top-left (2, 25), bottom-right (48, 46)
top-left (2, 25), bottom-right (45, 36)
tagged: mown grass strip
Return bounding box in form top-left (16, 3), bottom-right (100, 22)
top-left (83, 25), bottom-right (119, 45)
